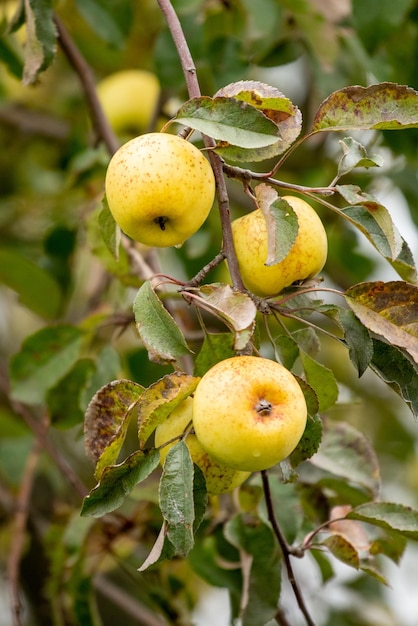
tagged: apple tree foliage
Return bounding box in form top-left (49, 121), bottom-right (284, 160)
top-left (1, 1), bottom-right (418, 625)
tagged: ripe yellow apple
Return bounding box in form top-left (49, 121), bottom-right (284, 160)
top-left (192, 356), bottom-right (307, 472)
top-left (155, 398), bottom-right (250, 495)
top-left (231, 195), bottom-right (328, 297)
top-left (97, 70), bottom-right (160, 134)
top-left (105, 132), bottom-right (216, 247)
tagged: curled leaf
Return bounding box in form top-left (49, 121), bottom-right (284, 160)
top-left (255, 185), bottom-right (299, 266)
top-left (345, 281), bottom-right (418, 366)
top-left (183, 283), bottom-right (257, 351)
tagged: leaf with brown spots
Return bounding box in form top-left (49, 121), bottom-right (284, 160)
top-left (183, 283), bottom-right (257, 351)
top-left (84, 379), bottom-right (144, 479)
top-left (312, 83), bottom-right (418, 133)
top-left (137, 372), bottom-right (200, 449)
top-left (212, 81), bottom-right (302, 162)
top-left (345, 281), bottom-right (418, 366)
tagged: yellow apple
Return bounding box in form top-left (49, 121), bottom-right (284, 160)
top-left (105, 132), bottom-right (216, 247)
top-left (155, 398), bottom-right (250, 495)
top-left (192, 356), bottom-right (307, 472)
top-left (97, 70), bottom-right (160, 134)
top-left (230, 195), bottom-right (328, 297)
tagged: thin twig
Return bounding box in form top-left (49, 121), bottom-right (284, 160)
top-left (7, 433), bottom-right (43, 626)
top-left (54, 15), bottom-right (119, 155)
top-left (94, 576), bottom-right (168, 626)
top-left (261, 470), bottom-right (316, 626)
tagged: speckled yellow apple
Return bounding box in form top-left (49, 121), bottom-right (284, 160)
top-left (155, 398), bottom-right (250, 495)
top-left (97, 70), bottom-right (160, 133)
top-left (105, 133), bottom-right (216, 247)
top-left (192, 356), bottom-right (307, 472)
top-left (231, 195), bottom-right (328, 297)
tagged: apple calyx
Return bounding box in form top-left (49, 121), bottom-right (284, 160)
top-left (255, 399), bottom-right (273, 417)
top-left (155, 216), bottom-right (168, 231)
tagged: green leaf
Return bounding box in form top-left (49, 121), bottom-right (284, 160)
top-left (312, 83), bottom-right (418, 133)
top-left (98, 198), bottom-right (120, 260)
top-left (348, 502), bottom-right (418, 541)
top-left (370, 339), bottom-right (418, 418)
top-left (159, 441), bottom-right (195, 557)
top-left (311, 422), bottom-right (381, 499)
top-left (194, 333), bottom-right (235, 377)
top-left (75, 0), bottom-right (133, 47)
top-left (213, 80), bottom-right (302, 161)
top-left (10, 325), bottom-right (85, 405)
top-left (81, 449), bottom-right (160, 518)
top-left (23, 0), bottom-right (57, 84)
top-left (184, 283), bottom-right (257, 351)
top-left (134, 281), bottom-right (192, 364)
top-left (338, 308), bottom-right (373, 377)
top-left (345, 281), bottom-right (418, 366)
top-left (0, 248), bottom-right (62, 319)
top-left (174, 96), bottom-right (280, 148)
top-left (337, 137), bottom-right (384, 178)
top-left (224, 513), bottom-right (281, 626)
top-left (137, 372), bottom-right (199, 449)
top-left (300, 351), bottom-right (339, 412)
top-left (255, 185), bottom-right (299, 265)
top-left (84, 379), bottom-right (144, 478)
top-left (290, 413), bottom-right (322, 468)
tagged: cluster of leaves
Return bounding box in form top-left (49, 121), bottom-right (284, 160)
top-left (1, 2), bottom-right (418, 626)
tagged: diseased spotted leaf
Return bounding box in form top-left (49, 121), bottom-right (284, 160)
top-left (321, 534), bottom-right (360, 569)
top-left (214, 80), bottom-right (302, 161)
top-left (312, 83), bottom-right (418, 132)
top-left (290, 413), bottom-right (322, 468)
top-left (173, 96), bottom-right (280, 149)
top-left (84, 379), bottom-right (144, 479)
top-left (137, 372), bottom-right (199, 449)
top-left (345, 281), bottom-right (418, 365)
top-left (183, 283), bottom-right (257, 351)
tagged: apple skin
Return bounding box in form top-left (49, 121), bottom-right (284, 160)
top-left (192, 356), bottom-right (307, 472)
top-left (105, 133), bottom-right (216, 247)
top-left (155, 398), bottom-right (250, 495)
top-left (231, 195), bottom-right (328, 297)
top-left (97, 70), bottom-right (160, 134)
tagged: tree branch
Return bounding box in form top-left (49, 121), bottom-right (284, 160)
top-left (156, 0), bottom-right (245, 292)
top-left (54, 15), bottom-right (119, 156)
top-left (261, 470), bottom-right (316, 626)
